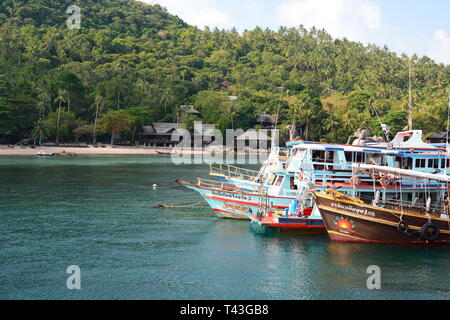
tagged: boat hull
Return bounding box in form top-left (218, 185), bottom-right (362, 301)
top-left (248, 214), bottom-right (325, 233)
top-left (177, 180), bottom-right (294, 220)
top-left (315, 193), bottom-right (450, 246)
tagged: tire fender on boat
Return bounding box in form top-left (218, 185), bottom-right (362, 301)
top-left (420, 223), bottom-right (440, 241)
top-left (397, 221), bottom-right (409, 234)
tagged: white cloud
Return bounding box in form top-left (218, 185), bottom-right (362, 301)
top-left (144, 0), bottom-right (234, 29)
top-left (243, 0), bottom-right (265, 19)
top-left (428, 30), bottom-right (450, 64)
top-left (275, 0), bottom-right (381, 41)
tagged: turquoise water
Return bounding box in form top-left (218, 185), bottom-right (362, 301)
top-left (0, 155), bottom-right (449, 300)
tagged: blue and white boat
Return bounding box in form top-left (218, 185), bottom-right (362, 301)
top-left (179, 131), bottom-right (449, 221)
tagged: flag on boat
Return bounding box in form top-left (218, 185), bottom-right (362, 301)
top-left (381, 124), bottom-right (391, 132)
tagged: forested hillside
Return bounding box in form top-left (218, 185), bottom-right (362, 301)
top-left (1, 0), bottom-right (449, 144)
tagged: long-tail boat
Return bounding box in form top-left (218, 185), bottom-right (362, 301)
top-left (247, 189), bottom-right (326, 234)
top-left (178, 142), bottom-right (448, 220)
top-left (314, 164), bottom-right (450, 246)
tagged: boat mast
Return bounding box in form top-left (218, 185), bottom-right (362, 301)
top-left (272, 84), bottom-right (284, 148)
top-left (275, 84), bottom-right (283, 132)
top-left (446, 89), bottom-right (450, 175)
top-left (408, 58), bottom-right (413, 130)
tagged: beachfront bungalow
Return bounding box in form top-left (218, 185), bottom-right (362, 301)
top-left (139, 123), bottom-right (183, 147)
top-left (180, 105), bottom-right (201, 116)
top-left (0, 130), bottom-right (20, 145)
top-left (427, 132), bottom-right (449, 144)
top-left (256, 114), bottom-right (277, 129)
top-left (138, 123), bottom-right (217, 148)
top-left (192, 124), bottom-right (217, 148)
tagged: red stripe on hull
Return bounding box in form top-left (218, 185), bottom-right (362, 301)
top-left (249, 214), bottom-right (326, 233)
top-left (209, 195), bottom-right (289, 209)
top-left (274, 223), bottom-right (325, 229)
top-left (212, 208), bottom-right (247, 219)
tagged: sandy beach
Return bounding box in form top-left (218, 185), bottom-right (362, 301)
top-left (0, 145), bottom-right (265, 156)
top-left (0, 145), bottom-right (178, 156)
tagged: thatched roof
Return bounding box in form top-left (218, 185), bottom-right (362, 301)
top-left (428, 132), bottom-right (448, 139)
top-left (256, 114), bottom-right (276, 124)
top-left (152, 123), bottom-right (185, 134)
top-left (141, 126), bottom-right (156, 134)
top-left (141, 123), bottom-right (217, 136)
top-left (180, 105), bottom-right (201, 115)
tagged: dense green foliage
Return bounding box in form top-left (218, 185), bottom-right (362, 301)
top-left (1, 0), bottom-right (450, 144)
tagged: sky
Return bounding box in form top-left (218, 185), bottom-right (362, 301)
top-left (143, 0), bottom-right (450, 65)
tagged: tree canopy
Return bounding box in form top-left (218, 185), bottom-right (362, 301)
top-left (1, 0), bottom-right (449, 144)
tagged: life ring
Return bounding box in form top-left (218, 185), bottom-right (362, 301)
top-left (298, 170), bottom-right (303, 181)
top-left (380, 176), bottom-right (390, 188)
top-left (397, 221), bottom-right (409, 234)
top-left (349, 176), bottom-right (361, 186)
top-left (420, 223), bottom-right (440, 241)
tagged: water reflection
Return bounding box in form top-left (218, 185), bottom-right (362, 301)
top-left (2, 155), bottom-right (450, 299)
top-left (326, 242), bottom-right (369, 267)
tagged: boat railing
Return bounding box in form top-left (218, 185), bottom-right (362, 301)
top-left (358, 195), bottom-right (445, 215)
top-left (269, 147), bottom-right (291, 162)
top-left (196, 177), bottom-right (260, 193)
top-left (209, 164), bottom-right (259, 182)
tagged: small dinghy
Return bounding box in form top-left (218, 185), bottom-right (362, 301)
top-left (37, 150), bottom-right (55, 157)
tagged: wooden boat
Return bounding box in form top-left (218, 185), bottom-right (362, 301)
top-left (248, 209), bottom-right (325, 234)
top-left (247, 187), bottom-right (325, 233)
top-left (176, 178), bottom-right (294, 220)
top-left (179, 130), bottom-right (448, 222)
top-left (314, 164), bottom-right (450, 246)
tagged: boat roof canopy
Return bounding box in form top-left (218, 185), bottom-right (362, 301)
top-left (293, 144), bottom-right (399, 155)
top-left (288, 131), bottom-right (441, 151)
top-left (352, 163), bottom-right (450, 183)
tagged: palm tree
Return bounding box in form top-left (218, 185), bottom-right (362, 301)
top-left (36, 91), bottom-right (51, 120)
top-left (34, 91), bottom-right (51, 145)
top-left (285, 96), bottom-right (302, 140)
top-left (32, 119), bottom-right (50, 146)
top-left (54, 89), bottom-right (67, 144)
top-left (91, 95), bottom-right (104, 145)
top-left (324, 115), bottom-right (341, 142)
top-left (159, 85), bottom-right (176, 115)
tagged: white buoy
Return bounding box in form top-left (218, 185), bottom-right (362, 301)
top-left (152, 184), bottom-right (157, 189)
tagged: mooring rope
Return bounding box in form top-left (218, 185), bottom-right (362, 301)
top-left (153, 201), bottom-right (204, 208)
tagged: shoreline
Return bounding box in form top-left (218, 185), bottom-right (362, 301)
top-left (0, 145), bottom-right (268, 156)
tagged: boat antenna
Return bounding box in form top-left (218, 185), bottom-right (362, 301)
top-left (371, 103), bottom-right (390, 142)
top-left (445, 89), bottom-right (450, 176)
top-left (408, 58), bottom-right (413, 131)
top-left (274, 84), bottom-right (284, 132)
top-left (272, 84), bottom-right (284, 148)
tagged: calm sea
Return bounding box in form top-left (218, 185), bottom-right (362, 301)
top-left (0, 155), bottom-right (449, 299)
